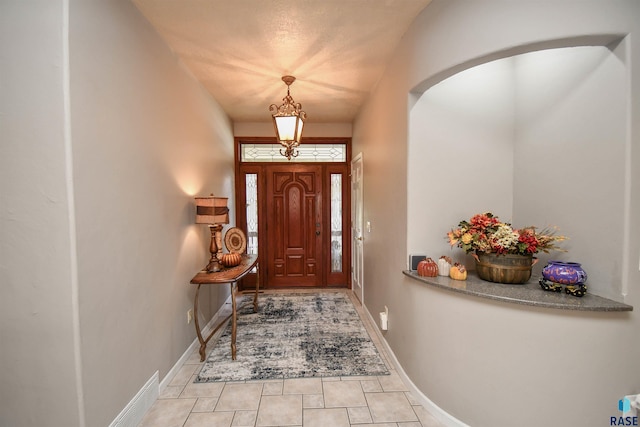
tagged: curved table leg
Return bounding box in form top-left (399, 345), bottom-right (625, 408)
top-left (194, 282), bottom-right (235, 362)
top-left (193, 284), bottom-right (207, 362)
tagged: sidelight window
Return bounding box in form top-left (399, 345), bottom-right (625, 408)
top-left (330, 173), bottom-right (342, 273)
top-left (245, 173), bottom-right (258, 255)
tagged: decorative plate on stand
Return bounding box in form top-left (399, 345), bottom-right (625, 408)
top-left (224, 227), bottom-right (247, 254)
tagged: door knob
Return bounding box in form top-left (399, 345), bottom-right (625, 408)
top-left (316, 231), bottom-right (321, 236)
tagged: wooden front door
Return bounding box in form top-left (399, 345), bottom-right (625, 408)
top-left (235, 136), bottom-right (351, 290)
top-left (265, 165), bottom-right (323, 287)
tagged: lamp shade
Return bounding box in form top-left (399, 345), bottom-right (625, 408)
top-left (195, 196), bottom-right (229, 225)
top-left (273, 113), bottom-right (304, 144)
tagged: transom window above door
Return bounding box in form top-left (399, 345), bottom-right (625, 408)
top-left (240, 143), bottom-right (347, 163)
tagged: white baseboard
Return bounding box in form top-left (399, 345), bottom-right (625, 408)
top-left (362, 304), bottom-right (469, 427)
top-left (108, 371), bottom-right (158, 427)
top-left (111, 296), bottom-right (232, 427)
top-left (159, 297), bottom-right (231, 392)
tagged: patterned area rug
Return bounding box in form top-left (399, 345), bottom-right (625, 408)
top-left (196, 292), bottom-right (389, 382)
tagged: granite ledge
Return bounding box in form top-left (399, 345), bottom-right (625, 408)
top-left (403, 270), bottom-right (633, 312)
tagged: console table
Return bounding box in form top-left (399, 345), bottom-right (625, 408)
top-left (190, 254), bottom-right (259, 361)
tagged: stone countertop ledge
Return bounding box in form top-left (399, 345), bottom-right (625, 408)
top-left (403, 270), bottom-right (633, 312)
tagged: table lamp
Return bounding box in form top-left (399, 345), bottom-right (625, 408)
top-left (195, 195), bottom-right (229, 272)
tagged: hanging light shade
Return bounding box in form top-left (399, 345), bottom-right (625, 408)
top-left (269, 75), bottom-right (307, 160)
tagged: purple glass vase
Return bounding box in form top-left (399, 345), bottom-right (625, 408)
top-left (541, 261), bottom-right (587, 285)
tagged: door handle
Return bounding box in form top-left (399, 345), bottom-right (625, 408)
top-left (316, 231), bottom-right (321, 236)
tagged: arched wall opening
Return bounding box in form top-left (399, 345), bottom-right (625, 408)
top-left (408, 39), bottom-right (629, 300)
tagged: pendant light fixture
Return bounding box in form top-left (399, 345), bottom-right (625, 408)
top-left (269, 75), bottom-right (307, 160)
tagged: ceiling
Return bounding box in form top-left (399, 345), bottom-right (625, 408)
top-left (132, 0), bottom-right (432, 123)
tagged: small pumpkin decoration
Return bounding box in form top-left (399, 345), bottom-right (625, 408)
top-left (449, 263), bottom-right (467, 281)
top-left (219, 252), bottom-right (242, 268)
top-left (438, 256), bottom-right (452, 277)
top-left (417, 257), bottom-right (439, 277)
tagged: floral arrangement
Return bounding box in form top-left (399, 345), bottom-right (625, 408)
top-left (447, 212), bottom-right (566, 256)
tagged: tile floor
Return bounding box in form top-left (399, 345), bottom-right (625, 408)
top-left (138, 289), bottom-right (444, 427)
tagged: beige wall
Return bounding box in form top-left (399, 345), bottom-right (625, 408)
top-left (0, 2), bottom-right (83, 426)
top-left (353, 1), bottom-right (640, 426)
top-left (1, 1), bottom-right (235, 426)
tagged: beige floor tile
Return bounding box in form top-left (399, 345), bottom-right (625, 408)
top-left (347, 406), bottom-right (373, 424)
top-left (302, 393), bottom-right (324, 409)
top-left (377, 373), bottom-right (408, 392)
top-left (323, 380), bottom-right (367, 408)
top-left (232, 410), bottom-right (258, 426)
top-left (361, 379), bottom-right (383, 393)
top-left (404, 391), bottom-right (420, 405)
top-left (340, 375), bottom-right (373, 381)
top-left (283, 377), bottom-right (323, 395)
top-left (183, 411), bottom-right (234, 427)
top-left (159, 385), bottom-right (185, 399)
top-left (303, 408), bottom-right (350, 427)
top-left (185, 349), bottom-right (205, 365)
top-left (138, 398), bottom-right (196, 427)
top-left (365, 392), bottom-right (418, 423)
top-left (181, 377), bottom-right (225, 398)
top-left (256, 394), bottom-right (303, 426)
top-left (216, 383), bottom-right (263, 411)
top-left (261, 380), bottom-right (284, 395)
top-left (352, 424), bottom-right (397, 427)
top-left (192, 397), bottom-right (217, 412)
top-left (398, 423), bottom-right (423, 427)
top-left (246, 379), bottom-right (278, 385)
top-left (168, 364), bottom-right (198, 387)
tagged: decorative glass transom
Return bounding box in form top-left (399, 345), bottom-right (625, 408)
top-left (241, 143), bottom-right (346, 163)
